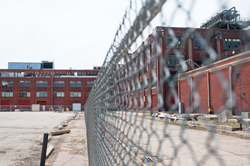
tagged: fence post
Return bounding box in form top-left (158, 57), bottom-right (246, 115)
top-left (40, 133), bottom-right (49, 166)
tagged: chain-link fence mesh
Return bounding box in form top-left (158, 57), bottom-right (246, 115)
top-left (85, 0), bottom-right (250, 165)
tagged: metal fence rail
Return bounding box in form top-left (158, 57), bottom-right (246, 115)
top-left (85, 0), bottom-right (250, 165)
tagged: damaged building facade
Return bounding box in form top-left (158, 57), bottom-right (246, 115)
top-left (122, 7), bottom-right (250, 113)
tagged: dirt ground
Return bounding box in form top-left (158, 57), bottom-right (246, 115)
top-left (45, 112), bottom-right (88, 166)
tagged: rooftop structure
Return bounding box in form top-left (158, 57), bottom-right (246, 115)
top-left (200, 7), bottom-right (250, 30)
top-left (8, 61), bottom-right (54, 70)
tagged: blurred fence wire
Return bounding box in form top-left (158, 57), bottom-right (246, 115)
top-left (85, 0), bottom-right (250, 165)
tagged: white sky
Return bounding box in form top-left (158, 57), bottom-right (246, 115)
top-left (0, 0), bottom-right (250, 69)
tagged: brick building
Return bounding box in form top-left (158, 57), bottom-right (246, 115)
top-left (178, 51), bottom-right (250, 114)
top-left (0, 65), bottom-right (99, 111)
top-left (125, 7), bottom-right (250, 112)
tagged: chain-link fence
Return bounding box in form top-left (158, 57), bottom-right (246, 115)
top-left (85, 0), bottom-right (250, 165)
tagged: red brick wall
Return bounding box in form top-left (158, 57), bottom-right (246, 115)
top-left (179, 53), bottom-right (250, 114)
top-left (0, 76), bottom-right (96, 108)
top-left (179, 79), bottom-right (190, 112)
top-left (233, 62), bottom-right (250, 113)
top-left (193, 74), bottom-right (208, 113)
top-left (209, 68), bottom-right (229, 114)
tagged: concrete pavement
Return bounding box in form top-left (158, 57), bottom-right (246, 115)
top-left (0, 112), bottom-right (75, 166)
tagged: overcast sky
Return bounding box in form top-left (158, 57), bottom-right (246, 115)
top-left (0, 0), bottom-right (249, 69)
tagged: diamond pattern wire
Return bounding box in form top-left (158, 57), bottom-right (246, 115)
top-left (85, 0), bottom-right (250, 166)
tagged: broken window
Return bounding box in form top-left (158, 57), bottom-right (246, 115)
top-left (166, 36), bottom-right (185, 49)
top-left (166, 54), bottom-right (185, 67)
top-left (2, 81), bottom-right (13, 87)
top-left (194, 37), bottom-right (206, 49)
top-left (223, 38), bottom-right (241, 50)
top-left (19, 91), bottom-right (30, 97)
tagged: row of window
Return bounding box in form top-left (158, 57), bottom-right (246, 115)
top-left (1, 91), bottom-right (90, 98)
top-left (1, 81), bottom-right (95, 88)
top-left (130, 54), bottom-right (183, 69)
top-left (150, 36), bottom-right (242, 51)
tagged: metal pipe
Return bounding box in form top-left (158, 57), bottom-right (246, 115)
top-left (207, 72), bottom-right (211, 113)
top-left (40, 133), bottom-right (49, 166)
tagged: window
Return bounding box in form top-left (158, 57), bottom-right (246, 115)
top-left (166, 36), bottom-right (185, 49)
top-left (152, 57), bottom-right (157, 69)
top-left (167, 74), bottom-right (178, 87)
top-left (145, 49), bottom-right (149, 59)
top-left (19, 91), bottom-right (30, 97)
top-left (19, 81), bottom-right (31, 87)
top-left (152, 75), bottom-right (157, 87)
top-left (145, 64), bottom-right (149, 73)
top-left (53, 91), bottom-right (64, 97)
top-left (87, 74), bottom-right (97, 76)
top-left (166, 54), bottom-right (185, 67)
top-left (36, 81), bottom-right (48, 87)
top-left (236, 73), bottom-right (241, 79)
top-left (36, 91), bottom-right (47, 97)
top-left (139, 69), bottom-right (143, 76)
top-left (145, 78), bottom-right (149, 89)
top-left (151, 40), bottom-right (156, 53)
top-left (53, 81), bottom-right (64, 87)
top-left (70, 81), bottom-right (81, 87)
top-left (87, 81), bottom-right (94, 87)
top-left (87, 91), bottom-right (90, 97)
top-left (223, 38), bottom-right (241, 50)
top-left (134, 57), bottom-right (137, 67)
top-left (2, 81), bottom-right (13, 87)
top-left (140, 81), bottom-right (143, 89)
top-left (70, 91), bottom-right (81, 97)
top-left (139, 53), bottom-right (143, 64)
top-left (77, 72), bottom-right (82, 76)
top-left (135, 83), bottom-right (138, 90)
top-left (40, 74), bottom-right (50, 77)
top-left (194, 37), bottom-right (206, 49)
top-left (2, 91), bottom-right (13, 97)
top-left (55, 74), bottom-right (66, 77)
